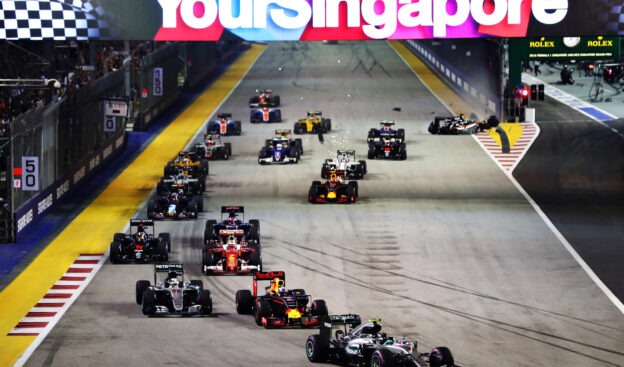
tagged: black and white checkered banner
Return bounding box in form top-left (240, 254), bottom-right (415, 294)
top-left (0, 0), bottom-right (109, 40)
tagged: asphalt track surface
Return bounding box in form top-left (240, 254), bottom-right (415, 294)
top-left (7, 42), bottom-right (624, 366)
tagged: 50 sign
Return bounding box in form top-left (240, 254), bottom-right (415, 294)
top-left (21, 157), bottom-right (40, 191)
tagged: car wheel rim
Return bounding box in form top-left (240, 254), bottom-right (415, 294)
top-left (306, 341), bottom-right (314, 358)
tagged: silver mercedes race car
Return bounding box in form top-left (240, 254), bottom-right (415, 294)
top-left (135, 264), bottom-right (213, 316)
top-left (306, 315), bottom-right (458, 367)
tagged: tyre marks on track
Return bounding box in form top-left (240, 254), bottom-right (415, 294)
top-left (8, 254), bottom-right (105, 337)
top-left (474, 122), bottom-right (539, 172)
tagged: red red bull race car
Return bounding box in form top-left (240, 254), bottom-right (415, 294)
top-left (235, 271), bottom-right (328, 328)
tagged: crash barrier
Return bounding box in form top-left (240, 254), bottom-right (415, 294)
top-left (402, 39), bottom-right (500, 118)
top-left (12, 131), bottom-right (126, 241)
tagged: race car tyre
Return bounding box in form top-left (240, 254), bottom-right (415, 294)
top-left (192, 195), bottom-right (204, 212)
top-left (295, 139), bottom-right (303, 155)
top-left (202, 252), bottom-right (215, 274)
top-left (293, 122), bottom-right (303, 134)
top-left (305, 334), bottom-right (329, 363)
top-left (204, 220), bottom-right (217, 243)
top-left (397, 128), bottom-right (405, 141)
top-left (200, 290), bottom-right (213, 315)
top-left (190, 279), bottom-right (204, 291)
top-left (256, 300), bottom-right (271, 327)
top-left (348, 181), bottom-right (359, 198)
top-left (235, 289), bottom-right (254, 314)
top-left (142, 290), bottom-right (156, 316)
top-left (367, 129), bottom-right (377, 141)
top-left (320, 167), bottom-right (328, 179)
top-left (249, 219), bottom-right (260, 236)
top-left (324, 119), bottom-right (332, 132)
top-left (109, 241), bottom-right (122, 264)
top-left (156, 241), bottom-right (168, 262)
top-left (225, 142), bottom-right (232, 158)
top-left (399, 143), bottom-right (407, 161)
top-left (368, 149), bottom-right (375, 160)
top-left (370, 349), bottom-right (394, 367)
top-left (113, 233), bottom-right (125, 242)
top-left (201, 159), bottom-right (209, 176)
top-left (275, 110), bottom-right (282, 122)
top-left (234, 121), bottom-right (242, 135)
top-left (159, 232), bottom-right (171, 252)
top-left (249, 251), bottom-right (262, 269)
top-left (135, 280), bottom-right (150, 305)
top-left (156, 181), bottom-right (166, 195)
top-left (250, 110), bottom-right (257, 123)
top-left (428, 346), bottom-right (454, 367)
top-left (274, 95), bottom-right (280, 106)
top-left (359, 160), bottom-right (367, 174)
top-left (311, 299), bottom-right (328, 316)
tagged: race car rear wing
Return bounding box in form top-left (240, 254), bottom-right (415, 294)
top-left (130, 218), bottom-right (154, 227)
top-left (221, 206), bottom-right (245, 221)
top-left (217, 113), bottom-right (232, 119)
top-left (129, 219), bottom-right (155, 234)
top-left (318, 314), bottom-right (362, 340)
top-left (154, 264), bottom-right (184, 283)
top-left (252, 270), bottom-right (286, 297)
top-left (336, 149), bottom-right (355, 157)
top-left (274, 129), bottom-right (292, 136)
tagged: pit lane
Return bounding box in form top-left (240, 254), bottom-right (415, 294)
top-left (24, 42), bottom-right (624, 367)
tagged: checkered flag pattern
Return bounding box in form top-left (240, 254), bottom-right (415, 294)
top-left (0, 0), bottom-right (109, 40)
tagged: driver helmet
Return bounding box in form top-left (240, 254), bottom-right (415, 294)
top-left (278, 286), bottom-right (287, 296)
top-left (182, 157), bottom-right (190, 164)
top-left (276, 143), bottom-right (283, 149)
top-left (168, 277), bottom-right (179, 288)
top-left (135, 231), bottom-right (146, 242)
top-left (170, 192), bottom-right (179, 202)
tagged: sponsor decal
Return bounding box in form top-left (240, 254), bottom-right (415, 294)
top-left (37, 194), bottom-right (54, 215)
top-left (17, 209), bottom-right (33, 233)
top-left (154, 0), bottom-right (569, 41)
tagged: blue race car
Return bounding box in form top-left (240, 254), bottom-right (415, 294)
top-left (366, 120), bottom-right (405, 142)
top-left (258, 137), bottom-right (300, 164)
top-left (250, 106), bottom-right (282, 123)
top-left (207, 113), bottom-right (242, 135)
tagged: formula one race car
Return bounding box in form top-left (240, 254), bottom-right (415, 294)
top-left (428, 114), bottom-right (498, 135)
top-left (135, 264), bottom-right (212, 316)
top-left (250, 106), bottom-right (282, 123)
top-left (164, 151), bottom-right (209, 178)
top-left (321, 150), bottom-right (367, 180)
top-left (207, 113), bottom-right (242, 136)
top-left (309, 172), bottom-right (358, 204)
top-left (156, 169), bottom-right (205, 195)
top-left (235, 271), bottom-right (328, 328)
top-left (367, 120), bottom-right (405, 141)
top-left (147, 191), bottom-right (203, 220)
top-left (305, 315), bottom-right (457, 367)
top-left (194, 133), bottom-right (232, 160)
top-left (204, 206), bottom-right (260, 245)
top-left (202, 229), bottom-right (262, 275)
top-left (367, 120), bottom-right (406, 160)
top-left (109, 219), bottom-right (170, 264)
top-left (249, 88), bottom-right (280, 107)
top-left (294, 111), bottom-right (332, 134)
top-left (257, 135), bottom-right (301, 164)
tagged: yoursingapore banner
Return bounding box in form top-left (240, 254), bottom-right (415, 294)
top-left (0, 0), bottom-right (624, 41)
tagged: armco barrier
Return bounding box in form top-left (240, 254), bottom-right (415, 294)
top-left (13, 132), bottom-right (126, 240)
top-left (402, 40), bottom-right (500, 118)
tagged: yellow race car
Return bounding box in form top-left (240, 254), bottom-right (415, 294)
top-left (294, 111), bottom-right (332, 134)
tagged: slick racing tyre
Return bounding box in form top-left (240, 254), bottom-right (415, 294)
top-left (235, 290), bottom-right (254, 314)
top-left (159, 233), bottom-right (171, 252)
top-left (428, 346), bottom-right (454, 367)
top-left (190, 280), bottom-right (204, 291)
top-left (311, 299), bottom-right (328, 317)
top-left (306, 334), bottom-right (329, 363)
top-left (135, 280), bottom-right (150, 305)
top-left (109, 241), bottom-right (122, 264)
top-left (142, 290), bottom-right (157, 316)
top-left (256, 300), bottom-right (271, 326)
top-left (156, 241), bottom-right (168, 262)
top-left (200, 290), bottom-right (213, 315)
